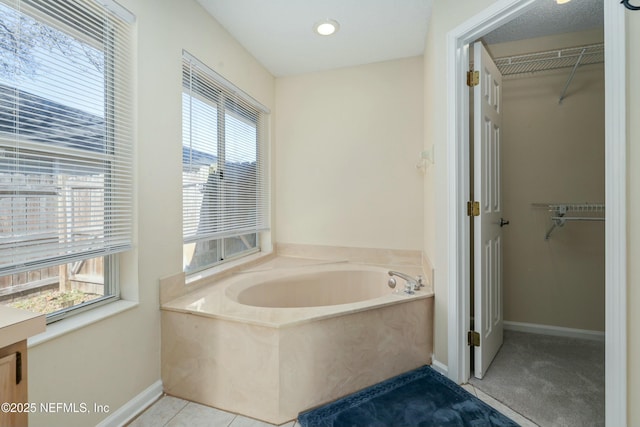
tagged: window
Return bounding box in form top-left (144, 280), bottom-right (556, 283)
top-left (0, 0), bottom-right (134, 321)
top-left (182, 52), bottom-right (270, 274)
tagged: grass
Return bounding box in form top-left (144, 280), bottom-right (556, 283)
top-left (8, 289), bottom-right (101, 315)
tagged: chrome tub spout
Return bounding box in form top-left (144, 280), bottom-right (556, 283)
top-left (388, 271), bottom-right (424, 294)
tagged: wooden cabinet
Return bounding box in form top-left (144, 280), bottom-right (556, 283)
top-left (0, 307), bottom-right (45, 427)
top-left (0, 340), bottom-right (28, 427)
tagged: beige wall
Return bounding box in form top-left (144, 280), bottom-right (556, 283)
top-left (491, 33), bottom-right (605, 332)
top-left (423, 0), bottom-right (496, 368)
top-left (27, 1), bottom-right (275, 426)
top-left (425, 1), bottom-right (640, 424)
top-left (275, 57), bottom-right (424, 251)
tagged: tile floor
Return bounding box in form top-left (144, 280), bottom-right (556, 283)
top-left (128, 383), bottom-right (538, 427)
top-left (128, 396), bottom-right (298, 427)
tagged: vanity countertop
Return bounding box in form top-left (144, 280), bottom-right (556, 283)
top-left (0, 306), bottom-right (45, 348)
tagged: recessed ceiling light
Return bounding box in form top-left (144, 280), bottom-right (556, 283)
top-left (556, 0), bottom-right (571, 4)
top-left (314, 19), bottom-right (340, 36)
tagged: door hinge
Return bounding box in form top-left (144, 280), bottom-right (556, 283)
top-left (467, 201), bottom-right (480, 217)
top-left (468, 331), bottom-right (480, 347)
top-left (467, 70), bottom-right (479, 87)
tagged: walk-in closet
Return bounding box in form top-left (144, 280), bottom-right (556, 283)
top-left (468, 1), bottom-right (605, 425)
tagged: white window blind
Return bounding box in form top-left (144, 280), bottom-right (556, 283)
top-left (182, 52), bottom-right (270, 246)
top-left (0, 0), bottom-right (134, 275)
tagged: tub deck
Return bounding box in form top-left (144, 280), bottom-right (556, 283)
top-left (161, 257), bottom-right (433, 328)
top-left (161, 257), bottom-right (434, 424)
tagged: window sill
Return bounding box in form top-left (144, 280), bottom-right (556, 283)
top-left (27, 300), bottom-right (138, 348)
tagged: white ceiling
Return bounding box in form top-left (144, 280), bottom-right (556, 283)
top-left (196, 0), bottom-right (433, 77)
top-left (197, 0), bottom-right (603, 78)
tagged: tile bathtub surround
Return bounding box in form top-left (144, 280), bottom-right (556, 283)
top-left (162, 312), bottom-right (282, 422)
top-left (161, 259), bottom-right (432, 327)
top-left (278, 299), bottom-right (433, 420)
top-left (158, 272), bottom-right (186, 307)
top-left (161, 297), bottom-right (433, 424)
top-left (160, 245), bottom-right (428, 305)
top-left (421, 252), bottom-right (434, 288)
top-left (160, 254), bottom-right (434, 423)
top-left (275, 243), bottom-right (423, 267)
top-left (159, 251), bottom-right (277, 305)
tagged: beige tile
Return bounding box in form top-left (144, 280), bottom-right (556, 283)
top-left (161, 252), bottom-right (433, 424)
top-left (162, 294), bottom-right (433, 424)
top-left (162, 311), bottom-right (281, 423)
top-left (279, 297), bottom-right (433, 421)
top-left (128, 395), bottom-right (188, 427)
top-left (137, 387), bottom-right (537, 427)
top-left (159, 272), bottom-right (187, 305)
top-left (275, 243), bottom-right (423, 266)
top-left (162, 261), bottom-right (432, 329)
top-left (421, 252), bottom-right (434, 287)
top-left (229, 414), bottom-right (296, 427)
top-left (166, 402), bottom-right (236, 427)
top-left (161, 253), bottom-right (279, 304)
top-left (474, 388), bottom-right (539, 427)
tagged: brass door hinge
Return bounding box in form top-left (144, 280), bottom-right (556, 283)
top-left (468, 331), bottom-right (480, 347)
top-left (467, 201), bottom-right (480, 217)
top-left (467, 70), bottom-right (479, 87)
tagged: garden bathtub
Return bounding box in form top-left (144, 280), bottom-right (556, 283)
top-left (161, 259), bottom-right (434, 424)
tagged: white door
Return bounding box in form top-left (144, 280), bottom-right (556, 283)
top-left (473, 41), bottom-right (504, 379)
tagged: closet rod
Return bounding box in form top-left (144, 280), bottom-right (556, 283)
top-left (551, 216), bottom-right (604, 221)
top-left (539, 202), bottom-right (605, 240)
top-left (545, 216), bottom-right (604, 240)
top-left (558, 48), bottom-right (586, 104)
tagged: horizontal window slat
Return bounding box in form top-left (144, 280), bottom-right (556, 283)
top-left (0, 0), bottom-right (134, 275)
top-left (182, 52), bottom-right (270, 272)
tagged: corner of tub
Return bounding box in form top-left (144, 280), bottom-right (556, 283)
top-left (160, 251), bottom-right (278, 306)
top-left (159, 272), bottom-right (187, 305)
top-left (421, 252), bottom-right (434, 288)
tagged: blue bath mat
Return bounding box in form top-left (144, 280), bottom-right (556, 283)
top-left (298, 366), bottom-right (519, 427)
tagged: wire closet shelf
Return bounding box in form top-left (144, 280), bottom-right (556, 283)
top-left (532, 203), bottom-right (605, 240)
top-left (493, 43), bottom-right (604, 76)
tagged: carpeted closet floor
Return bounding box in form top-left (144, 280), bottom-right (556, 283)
top-left (468, 330), bottom-right (605, 427)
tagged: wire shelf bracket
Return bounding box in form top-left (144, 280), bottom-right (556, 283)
top-left (558, 48), bottom-right (586, 104)
top-left (532, 203), bottom-right (605, 240)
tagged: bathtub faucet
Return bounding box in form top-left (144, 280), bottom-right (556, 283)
top-left (387, 271), bottom-right (424, 295)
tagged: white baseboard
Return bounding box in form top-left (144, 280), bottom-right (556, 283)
top-left (431, 358), bottom-right (448, 376)
top-left (96, 380), bottom-right (163, 427)
top-left (504, 321), bottom-right (605, 342)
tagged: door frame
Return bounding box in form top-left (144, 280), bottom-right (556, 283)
top-left (445, 1), bottom-right (627, 426)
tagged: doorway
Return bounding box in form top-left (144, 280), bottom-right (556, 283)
top-left (468, 27), bottom-right (606, 424)
top-left (445, 2), bottom-right (626, 427)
